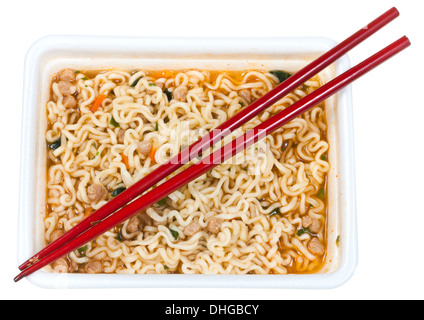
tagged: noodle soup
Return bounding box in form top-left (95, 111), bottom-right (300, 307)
top-left (44, 68), bottom-right (329, 275)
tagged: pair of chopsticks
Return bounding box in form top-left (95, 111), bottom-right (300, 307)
top-left (15, 7), bottom-right (409, 282)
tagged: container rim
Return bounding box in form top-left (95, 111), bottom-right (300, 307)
top-left (18, 35), bottom-right (357, 289)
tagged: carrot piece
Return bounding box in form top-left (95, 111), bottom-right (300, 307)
top-left (83, 207), bottom-right (93, 219)
top-left (91, 94), bottom-right (106, 112)
top-left (149, 143), bottom-right (157, 163)
top-left (121, 153), bottom-right (129, 169)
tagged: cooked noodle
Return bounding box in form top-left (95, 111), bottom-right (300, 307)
top-left (45, 68), bottom-right (329, 275)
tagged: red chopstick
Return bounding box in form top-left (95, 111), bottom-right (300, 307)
top-left (14, 35), bottom-right (410, 282)
top-left (18, 7), bottom-right (400, 272)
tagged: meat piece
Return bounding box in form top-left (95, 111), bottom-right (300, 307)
top-left (139, 213), bottom-right (153, 227)
top-left (127, 216), bottom-right (140, 233)
top-left (117, 128), bottom-right (126, 144)
top-left (308, 237), bottom-right (325, 256)
top-left (183, 222), bottom-right (201, 236)
top-left (62, 95), bottom-right (77, 108)
top-left (302, 215), bottom-right (313, 228)
top-left (59, 69), bottom-right (76, 82)
top-left (53, 258), bottom-right (68, 273)
top-left (309, 220), bottom-right (322, 234)
top-left (137, 141), bottom-right (152, 156)
top-left (207, 217), bottom-right (223, 234)
top-left (173, 86), bottom-right (188, 102)
top-left (84, 261), bottom-right (102, 274)
top-left (302, 215), bottom-right (322, 234)
top-left (239, 89), bottom-right (252, 104)
top-left (58, 80), bottom-right (76, 96)
top-left (50, 229), bottom-right (64, 243)
top-left (87, 184), bottom-right (108, 203)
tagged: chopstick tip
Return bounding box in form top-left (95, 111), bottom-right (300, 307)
top-left (395, 35), bottom-right (411, 49)
top-left (13, 273), bottom-right (24, 282)
top-left (390, 7), bottom-right (400, 16)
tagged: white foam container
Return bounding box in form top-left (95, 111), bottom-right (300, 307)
top-left (18, 36), bottom-right (357, 289)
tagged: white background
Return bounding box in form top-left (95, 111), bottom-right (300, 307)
top-left (1, 0), bottom-right (423, 300)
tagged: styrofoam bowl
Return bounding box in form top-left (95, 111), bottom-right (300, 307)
top-left (18, 35), bottom-right (357, 289)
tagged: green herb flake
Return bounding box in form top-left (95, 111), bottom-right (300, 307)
top-left (270, 70), bottom-right (292, 83)
top-left (110, 116), bottom-right (120, 128)
top-left (164, 265), bottom-right (169, 270)
top-left (164, 88), bottom-right (172, 101)
top-left (149, 83), bottom-right (156, 86)
top-left (74, 70), bottom-right (81, 74)
top-left (77, 244), bottom-right (88, 255)
top-left (157, 198), bottom-right (167, 206)
top-left (81, 77), bottom-right (89, 81)
top-left (320, 154), bottom-right (327, 161)
top-left (49, 139), bottom-right (61, 150)
top-left (111, 187), bottom-right (126, 197)
top-left (130, 77), bottom-right (142, 87)
top-left (116, 229), bottom-right (123, 242)
top-left (336, 235), bottom-right (341, 246)
top-left (297, 228), bottom-right (312, 236)
top-left (155, 122), bottom-right (159, 131)
top-left (317, 188), bottom-right (325, 200)
top-left (309, 203), bottom-right (314, 208)
top-left (269, 207), bottom-right (281, 216)
top-left (170, 229), bottom-right (179, 240)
